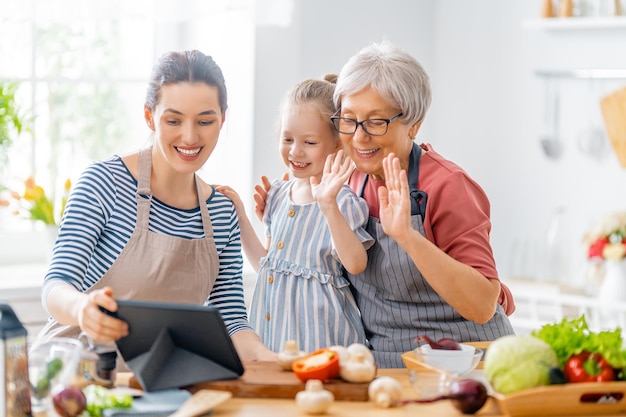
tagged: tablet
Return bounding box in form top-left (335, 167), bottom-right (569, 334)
top-left (107, 299), bottom-right (244, 391)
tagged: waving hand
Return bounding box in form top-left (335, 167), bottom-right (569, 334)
top-left (378, 153), bottom-right (412, 239)
top-left (311, 150), bottom-right (355, 206)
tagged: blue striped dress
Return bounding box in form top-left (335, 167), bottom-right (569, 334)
top-left (249, 179), bottom-right (374, 352)
top-left (42, 155), bottom-right (252, 335)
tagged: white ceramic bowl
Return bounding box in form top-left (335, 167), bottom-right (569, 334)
top-left (416, 343), bottom-right (483, 375)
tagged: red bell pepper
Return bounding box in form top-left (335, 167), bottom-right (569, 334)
top-left (564, 351), bottom-right (615, 383)
top-left (292, 348), bottom-right (340, 382)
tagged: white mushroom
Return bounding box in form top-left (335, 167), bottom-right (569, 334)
top-left (295, 379), bottom-right (334, 415)
top-left (346, 343), bottom-right (375, 365)
top-left (368, 376), bottom-right (403, 408)
top-left (328, 345), bottom-right (350, 368)
top-left (339, 352), bottom-right (377, 383)
top-left (277, 340), bottom-right (307, 371)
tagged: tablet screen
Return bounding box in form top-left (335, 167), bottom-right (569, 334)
top-left (107, 299), bottom-right (244, 391)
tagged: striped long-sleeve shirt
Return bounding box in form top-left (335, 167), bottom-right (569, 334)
top-left (42, 155), bottom-right (251, 335)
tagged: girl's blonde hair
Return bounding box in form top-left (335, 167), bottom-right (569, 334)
top-left (279, 74), bottom-right (338, 138)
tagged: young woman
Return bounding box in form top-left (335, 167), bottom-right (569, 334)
top-left (217, 76), bottom-right (373, 352)
top-left (35, 50), bottom-right (276, 362)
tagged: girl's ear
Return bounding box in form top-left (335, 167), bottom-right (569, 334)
top-left (144, 105), bottom-right (155, 131)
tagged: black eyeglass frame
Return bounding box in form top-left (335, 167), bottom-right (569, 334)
top-left (330, 112), bottom-right (404, 136)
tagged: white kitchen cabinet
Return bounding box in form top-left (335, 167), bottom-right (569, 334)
top-left (506, 277), bottom-right (626, 334)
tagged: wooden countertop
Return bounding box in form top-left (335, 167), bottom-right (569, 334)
top-left (117, 367), bottom-right (626, 416)
top-left (117, 368), bottom-right (502, 417)
top-left (201, 368), bottom-right (502, 416)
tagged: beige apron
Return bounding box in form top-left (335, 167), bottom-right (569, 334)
top-left (36, 146), bottom-right (220, 343)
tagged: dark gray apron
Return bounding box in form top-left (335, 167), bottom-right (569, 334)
top-left (347, 143), bottom-right (514, 368)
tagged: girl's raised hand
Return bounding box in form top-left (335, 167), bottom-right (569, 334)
top-left (311, 150), bottom-right (355, 207)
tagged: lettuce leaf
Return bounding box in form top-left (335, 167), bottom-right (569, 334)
top-left (82, 385), bottom-right (133, 417)
top-left (532, 315), bottom-right (626, 369)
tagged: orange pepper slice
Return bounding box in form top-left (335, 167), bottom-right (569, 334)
top-left (292, 348), bottom-right (340, 382)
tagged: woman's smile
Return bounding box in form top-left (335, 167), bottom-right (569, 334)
top-left (175, 146), bottom-right (203, 159)
top-left (353, 148), bottom-right (380, 159)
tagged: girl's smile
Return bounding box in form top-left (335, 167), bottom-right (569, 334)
top-left (279, 103), bottom-right (338, 181)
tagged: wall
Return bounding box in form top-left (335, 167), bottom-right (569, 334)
top-left (253, 0), bottom-right (626, 290)
top-left (433, 1), bottom-right (626, 289)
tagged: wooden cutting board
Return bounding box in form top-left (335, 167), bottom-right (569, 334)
top-left (600, 85), bottom-right (626, 168)
top-left (187, 361), bottom-right (370, 401)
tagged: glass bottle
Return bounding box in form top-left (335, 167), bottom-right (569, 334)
top-left (1, 303), bottom-right (31, 417)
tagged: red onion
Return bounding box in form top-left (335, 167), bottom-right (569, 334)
top-left (52, 387), bottom-right (87, 417)
top-left (416, 335), bottom-right (462, 350)
top-left (400, 379), bottom-right (488, 414)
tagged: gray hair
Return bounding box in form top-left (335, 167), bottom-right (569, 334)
top-left (333, 40), bottom-right (431, 127)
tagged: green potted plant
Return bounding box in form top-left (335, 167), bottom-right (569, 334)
top-left (0, 81), bottom-right (30, 169)
top-left (0, 81), bottom-right (34, 230)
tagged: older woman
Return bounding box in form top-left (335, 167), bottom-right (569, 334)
top-left (329, 41), bottom-right (515, 368)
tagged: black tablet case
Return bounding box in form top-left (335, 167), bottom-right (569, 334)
top-left (108, 300), bottom-right (244, 391)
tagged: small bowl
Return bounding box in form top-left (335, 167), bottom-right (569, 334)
top-left (409, 369), bottom-right (454, 399)
top-left (415, 343), bottom-right (483, 376)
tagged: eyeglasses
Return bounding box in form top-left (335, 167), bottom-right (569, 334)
top-left (331, 112), bottom-right (403, 136)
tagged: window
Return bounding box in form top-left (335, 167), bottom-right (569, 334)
top-left (0, 0), bottom-right (255, 238)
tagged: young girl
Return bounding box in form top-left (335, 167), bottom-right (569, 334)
top-left (217, 76), bottom-right (373, 352)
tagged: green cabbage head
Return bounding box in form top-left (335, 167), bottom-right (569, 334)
top-left (484, 334), bottom-right (558, 395)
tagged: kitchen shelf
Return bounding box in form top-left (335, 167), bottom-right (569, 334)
top-left (523, 15), bottom-right (626, 30)
top-left (535, 68), bottom-right (626, 79)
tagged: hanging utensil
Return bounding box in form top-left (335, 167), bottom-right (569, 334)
top-left (577, 78), bottom-right (607, 159)
top-left (539, 78), bottom-right (564, 159)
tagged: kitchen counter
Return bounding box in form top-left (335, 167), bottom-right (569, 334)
top-left (33, 366), bottom-right (626, 417)
top-left (505, 277), bottom-right (626, 333)
top-left (113, 360), bottom-right (626, 416)
top-left (0, 262), bottom-right (48, 344)
top-left (115, 368), bottom-right (502, 417)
